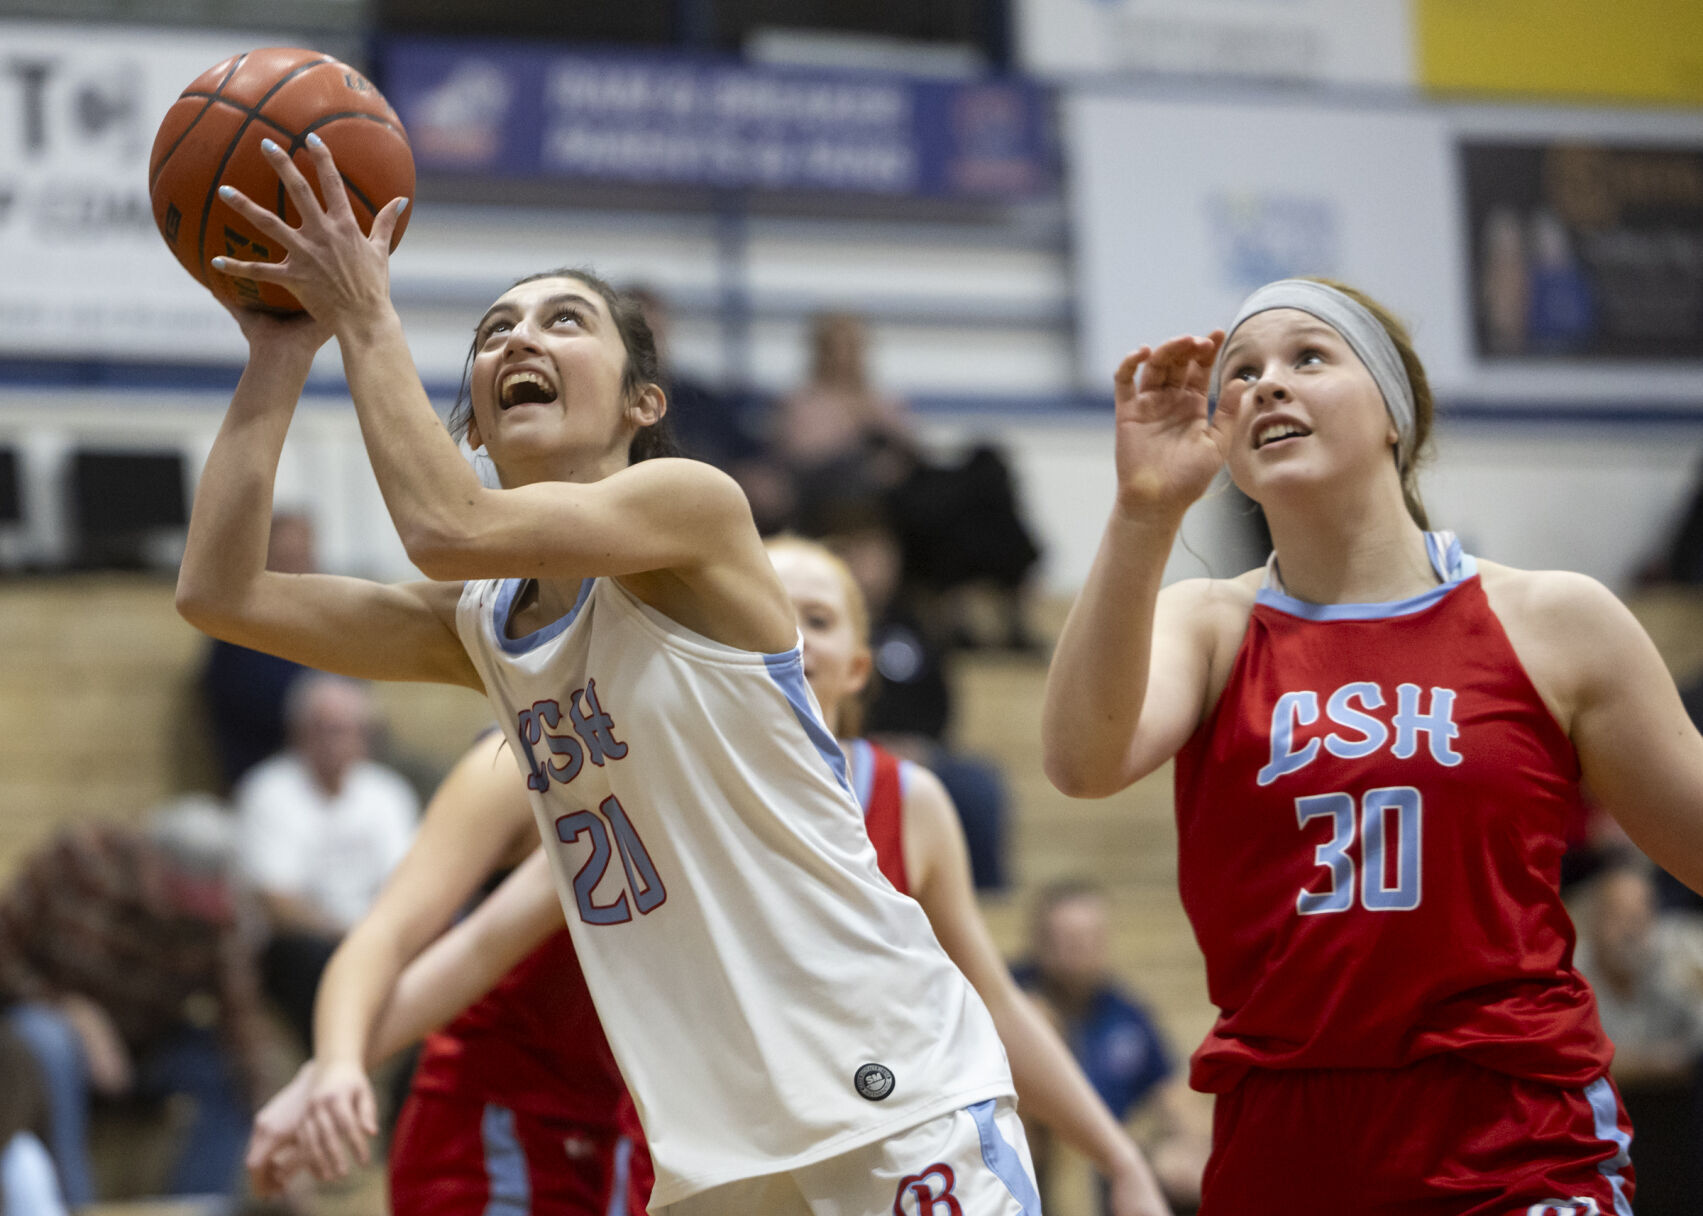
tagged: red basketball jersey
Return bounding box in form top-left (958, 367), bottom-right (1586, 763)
top-left (1173, 539), bottom-right (1612, 1094)
top-left (411, 927), bottom-right (630, 1122)
top-left (851, 738), bottom-right (910, 895)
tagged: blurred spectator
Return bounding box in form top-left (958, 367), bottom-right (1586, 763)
top-left (832, 515), bottom-right (1010, 889)
top-left (1, 1023), bottom-right (66, 1216)
top-left (773, 311), bottom-right (916, 528)
top-left (772, 310), bottom-right (1041, 648)
top-left (1012, 880), bottom-right (1208, 1213)
top-left (1575, 861), bottom-right (1703, 1216)
top-left (626, 285), bottom-right (761, 469)
top-left (200, 511), bottom-right (315, 791)
top-left (235, 674), bottom-right (418, 1052)
top-left (0, 798), bottom-right (268, 1207)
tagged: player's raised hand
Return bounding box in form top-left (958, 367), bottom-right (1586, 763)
top-left (1110, 331), bottom-right (1227, 520)
top-left (210, 134), bottom-right (409, 331)
top-left (297, 1057), bottom-right (380, 1181)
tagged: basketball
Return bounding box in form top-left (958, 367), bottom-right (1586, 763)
top-left (148, 47), bottom-right (415, 314)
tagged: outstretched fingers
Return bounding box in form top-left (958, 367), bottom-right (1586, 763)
top-left (257, 138), bottom-right (326, 228)
top-left (302, 133), bottom-right (358, 224)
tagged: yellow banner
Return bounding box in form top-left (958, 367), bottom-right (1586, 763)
top-left (1416, 0), bottom-right (1703, 106)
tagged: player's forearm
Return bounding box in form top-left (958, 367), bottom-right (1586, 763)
top-left (311, 927), bottom-right (411, 1071)
top-left (176, 349), bottom-right (309, 631)
top-left (369, 855), bottom-right (564, 1066)
top-left (332, 307), bottom-right (490, 570)
top-left (997, 990), bottom-right (1150, 1182)
top-left (1042, 506), bottom-right (1179, 796)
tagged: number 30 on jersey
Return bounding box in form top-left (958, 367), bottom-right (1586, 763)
top-left (1295, 786), bottom-right (1422, 915)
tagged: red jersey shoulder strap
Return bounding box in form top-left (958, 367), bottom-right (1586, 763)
top-left (854, 739), bottom-right (910, 895)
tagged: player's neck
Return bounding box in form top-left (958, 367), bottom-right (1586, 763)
top-left (1265, 493), bottom-right (1433, 606)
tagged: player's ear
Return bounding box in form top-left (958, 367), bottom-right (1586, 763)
top-left (847, 646), bottom-right (873, 698)
top-left (466, 410), bottom-right (485, 451)
top-left (628, 382), bottom-right (666, 430)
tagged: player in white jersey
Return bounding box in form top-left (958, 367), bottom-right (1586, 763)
top-left (182, 137), bottom-right (1168, 1214)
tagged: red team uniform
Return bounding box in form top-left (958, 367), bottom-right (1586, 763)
top-left (392, 929), bottom-right (652, 1216)
top-left (1173, 534), bottom-right (1632, 1215)
top-left (389, 738), bottom-right (915, 1215)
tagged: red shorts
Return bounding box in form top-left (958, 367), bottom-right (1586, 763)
top-left (1202, 1055), bottom-right (1634, 1216)
top-left (390, 1090), bottom-right (649, 1216)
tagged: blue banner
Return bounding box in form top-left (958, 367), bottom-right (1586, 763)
top-left (378, 38), bottom-right (1056, 199)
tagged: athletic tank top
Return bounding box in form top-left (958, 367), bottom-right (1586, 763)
top-left (456, 576), bottom-right (1011, 1206)
top-left (849, 738), bottom-right (910, 895)
top-left (1173, 533), bottom-right (1612, 1093)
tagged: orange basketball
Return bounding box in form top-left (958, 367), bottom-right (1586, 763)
top-left (149, 47), bottom-right (415, 314)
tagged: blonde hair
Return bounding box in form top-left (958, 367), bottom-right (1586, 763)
top-left (765, 534), bottom-right (872, 738)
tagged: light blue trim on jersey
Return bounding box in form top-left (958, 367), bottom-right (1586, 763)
top-left (849, 737), bottom-right (875, 812)
top-left (606, 1135), bottom-right (633, 1216)
top-left (969, 1099), bottom-right (1043, 1215)
top-left (1256, 530), bottom-right (1479, 622)
top-left (480, 1104), bottom-right (531, 1216)
top-left (1585, 1076), bottom-right (1634, 1216)
top-left (763, 650), bottom-right (853, 794)
top-left (493, 577), bottom-right (596, 655)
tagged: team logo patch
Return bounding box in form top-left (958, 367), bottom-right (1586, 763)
top-left (895, 1163), bottom-right (960, 1215)
top-left (855, 1062), bottom-right (896, 1101)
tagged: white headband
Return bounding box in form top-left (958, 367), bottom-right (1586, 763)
top-left (1207, 279), bottom-right (1417, 472)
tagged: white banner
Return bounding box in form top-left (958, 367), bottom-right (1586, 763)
top-left (1067, 90), bottom-right (1703, 406)
top-left (1018, 0), bottom-right (1415, 88)
top-left (0, 23), bottom-right (271, 361)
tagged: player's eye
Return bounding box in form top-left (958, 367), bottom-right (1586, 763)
top-left (1230, 364), bottom-right (1258, 382)
top-left (1296, 348), bottom-right (1324, 367)
top-left (551, 308), bottom-right (586, 328)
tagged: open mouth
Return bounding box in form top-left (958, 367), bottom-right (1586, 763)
top-left (1254, 422), bottom-right (1311, 450)
top-left (499, 370), bottom-right (558, 409)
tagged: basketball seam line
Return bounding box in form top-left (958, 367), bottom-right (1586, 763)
top-left (147, 52), bottom-right (248, 194)
top-left (194, 55), bottom-right (336, 291)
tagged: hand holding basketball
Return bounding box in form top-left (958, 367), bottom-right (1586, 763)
top-left (213, 136), bottom-right (408, 331)
top-left (149, 47), bottom-right (414, 314)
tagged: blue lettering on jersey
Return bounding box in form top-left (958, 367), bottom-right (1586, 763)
top-left (516, 679), bottom-right (630, 792)
top-left (1258, 680), bottom-right (1461, 786)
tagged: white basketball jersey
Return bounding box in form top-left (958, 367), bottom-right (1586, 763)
top-left (456, 575), bottom-right (1012, 1206)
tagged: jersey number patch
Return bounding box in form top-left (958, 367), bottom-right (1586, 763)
top-left (1295, 786), bottom-right (1422, 915)
top-left (555, 795), bottom-right (667, 925)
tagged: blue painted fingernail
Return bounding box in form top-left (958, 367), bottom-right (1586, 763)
top-left (306, 132), bottom-right (324, 148)
top-left (261, 138), bottom-right (279, 153)
top-left (397, 198), bottom-right (409, 214)
top-left (211, 256), bottom-right (228, 269)
top-left (217, 185), bottom-right (235, 200)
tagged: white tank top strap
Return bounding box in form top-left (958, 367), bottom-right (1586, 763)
top-left (1262, 529), bottom-right (1474, 597)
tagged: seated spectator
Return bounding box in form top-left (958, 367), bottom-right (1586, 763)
top-left (201, 511), bottom-right (316, 792)
top-left (0, 797), bottom-right (268, 1208)
top-left (1012, 880), bottom-right (1209, 1213)
top-left (1575, 860), bottom-right (1703, 1216)
top-left (1, 1023), bottom-right (67, 1216)
top-left (235, 674), bottom-right (418, 1052)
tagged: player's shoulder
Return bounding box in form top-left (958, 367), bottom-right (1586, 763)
top-left (1159, 568), bottom-right (1262, 656)
top-left (1476, 559), bottom-right (1628, 635)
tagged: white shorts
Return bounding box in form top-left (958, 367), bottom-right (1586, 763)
top-left (658, 1098), bottom-right (1041, 1216)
